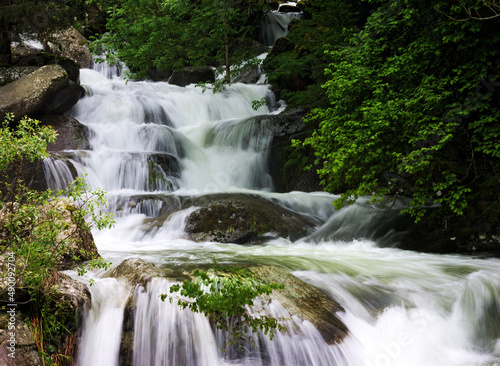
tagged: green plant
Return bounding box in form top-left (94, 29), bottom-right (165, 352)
top-left (0, 114), bottom-right (114, 365)
top-left (162, 261), bottom-right (286, 350)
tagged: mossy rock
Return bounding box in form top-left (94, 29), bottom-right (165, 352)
top-left (184, 194), bottom-right (317, 244)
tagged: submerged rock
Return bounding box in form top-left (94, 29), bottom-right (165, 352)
top-left (111, 259), bottom-right (348, 363)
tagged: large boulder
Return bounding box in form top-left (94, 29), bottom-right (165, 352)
top-left (0, 273), bottom-right (91, 366)
top-left (0, 64), bottom-right (81, 119)
top-left (184, 194), bottom-right (318, 244)
top-left (0, 199), bottom-right (100, 272)
top-left (111, 259), bottom-right (348, 364)
top-left (43, 27), bottom-right (92, 69)
top-left (168, 66), bottom-right (216, 87)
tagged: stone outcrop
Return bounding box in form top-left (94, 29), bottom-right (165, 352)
top-left (43, 27), bottom-right (92, 69)
top-left (10, 52), bottom-right (80, 84)
top-left (0, 64), bottom-right (81, 119)
top-left (168, 66), bottom-right (216, 87)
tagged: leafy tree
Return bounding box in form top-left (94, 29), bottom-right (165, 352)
top-left (163, 262), bottom-right (286, 349)
top-left (90, 0), bottom-right (266, 82)
top-left (298, 0), bottom-right (500, 229)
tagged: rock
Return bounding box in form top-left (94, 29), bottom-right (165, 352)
top-left (232, 65), bottom-right (262, 84)
top-left (250, 265), bottom-right (348, 344)
top-left (109, 258), bottom-right (187, 286)
top-left (279, 4), bottom-right (302, 13)
top-left (109, 258), bottom-right (189, 366)
top-left (184, 193), bottom-right (318, 244)
top-left (268, 1), bottom-right (280, 10)
top-left (43, 27), bottom-right (92, 69)
top-left (146, 153), bottom-right (182, 191)
top-left (168, 66), bottom-right (215, 87)
top-left (48, 272), bottom-right (91, 322)
top-left (0, 64), bottom-right (81, 119)
top-left (12, 52), bottom-right (80, 84)
top-left (39, 114), bottom-right (90, 151)
top-left (0, 66), bottom-right (39, 86)
top-left (146, 67), bottom-right (172, 82)
top-left (0, 313), bottom-right (42, 366)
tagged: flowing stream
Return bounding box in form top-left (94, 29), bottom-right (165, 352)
top-left (44, 54), bottom-right (500, 366)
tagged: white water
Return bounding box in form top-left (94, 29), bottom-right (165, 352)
top-left (260, 10), bottom-right (302, 46)
top-left (45, 66), bottom-right (500, 365)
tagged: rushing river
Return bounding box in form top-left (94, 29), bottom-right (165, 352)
top-left (44, 64), bottom-right (500, 366)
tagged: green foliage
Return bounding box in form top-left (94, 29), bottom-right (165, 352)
top-left (0, 114), bottom-right (113, 288)
top-left (0, 114), bottom-right (114, 364)
top-left (162, 261), bottom-right (286, 348)
top-left (299, 0), bottom-right (500, 223)
top-left (91, 0), bottom-right (266, 81)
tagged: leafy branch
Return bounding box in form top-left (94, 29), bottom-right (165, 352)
top-left (161, 261), bottom-right (286, 349)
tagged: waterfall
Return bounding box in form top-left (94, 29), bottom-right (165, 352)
top-left (77, 278), bottom-right (131, 366)
top-left (46, 48), bottom-right (500, 366)
top-left (260, 11), bottom-right (302, 46)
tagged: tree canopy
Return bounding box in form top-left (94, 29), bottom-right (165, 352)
top-left (90, 0), bottom-right (266, 81)
top-left (291, 0), bottom-right (500, 237)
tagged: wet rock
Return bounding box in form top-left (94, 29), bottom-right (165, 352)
top-left (250, 265), bottom-right (348, 344)
top-left (168, 66), bottom-right (215, 87)
top-left (184, 194), bottom-right (317, 244)
top-left (0, 64), bottom-right (80, 119)
top-left (39, 114), bottom-right (90, 151)
top-left (110, 258), bottom-right (189, 366)
top-left (109, 258), bottom-right (187, 286)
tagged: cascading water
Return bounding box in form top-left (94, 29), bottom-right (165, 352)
top-left (260, 6), bottom-right (302, 46)
top-left (44, 57), bottom-right (500, 365)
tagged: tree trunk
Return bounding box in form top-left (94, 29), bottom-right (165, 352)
top-left (225, 41), bottom-right (230, 84)
top-left (0, 25), bottom-right (12, 65)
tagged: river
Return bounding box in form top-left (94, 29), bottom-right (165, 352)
top-left (42, 58), bottom-right (500, 366)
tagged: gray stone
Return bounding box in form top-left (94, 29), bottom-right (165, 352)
top-left (184, 193), bottom-right (318, 244)
top-left (250, 265), bottom-right (348, 344)
top-left (0, 314), bottom-right (42, 366)
top-left (43, 27), bottom-right (92, 69)
top-left (0, 64), bottom-right (80, 119)
top-left (39, 114), bottom-right (90, 151)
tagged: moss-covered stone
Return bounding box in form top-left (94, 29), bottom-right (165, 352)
top-left (184, 194), bottom-right (317, 244)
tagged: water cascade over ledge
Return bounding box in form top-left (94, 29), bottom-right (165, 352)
top-left (44, 67), bottom-right (500, 366)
